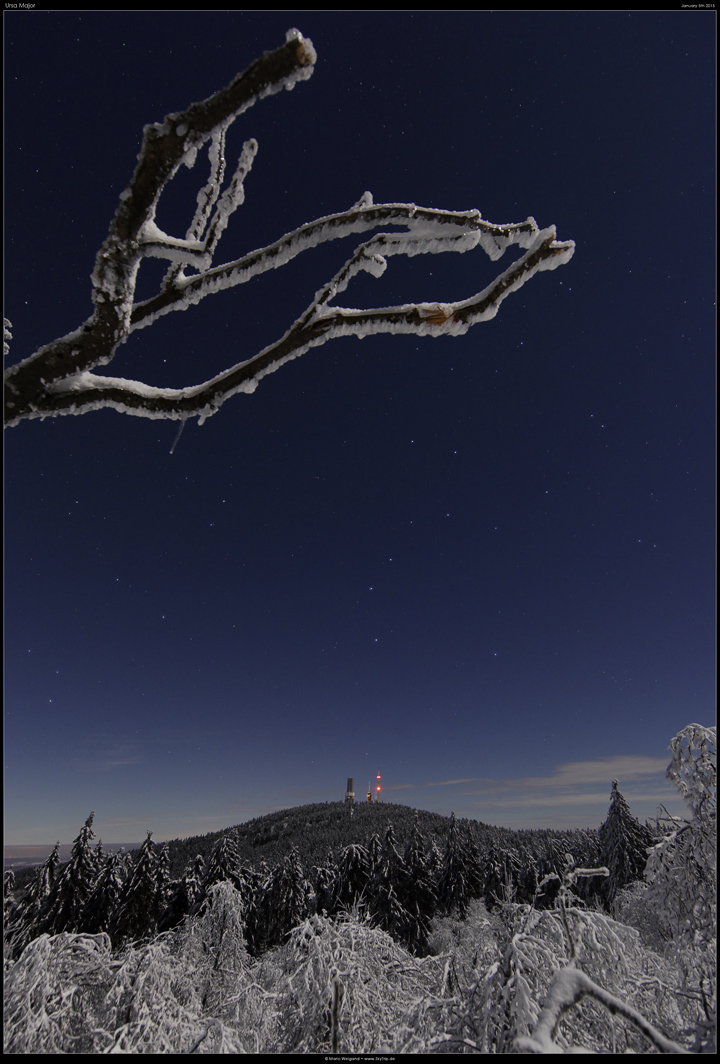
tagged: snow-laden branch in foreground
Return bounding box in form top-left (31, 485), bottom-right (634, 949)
top-left (515, 966), bottom-right (691, 1055)
top-left (4, 29), bottom-right (574, 430)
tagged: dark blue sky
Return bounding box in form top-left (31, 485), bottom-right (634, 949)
top-left (5, 11), bottom-right (715, 844)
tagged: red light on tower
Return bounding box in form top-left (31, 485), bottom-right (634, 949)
top-left (375, 770), bottom-right (381, 801)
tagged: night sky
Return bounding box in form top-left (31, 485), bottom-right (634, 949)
top-left (5, 12), bottom-right (715, 845)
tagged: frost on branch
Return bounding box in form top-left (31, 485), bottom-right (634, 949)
top-left (4, 30), bottom-right (574, 430)
top-left (644, 723), bottom-right (716, 948)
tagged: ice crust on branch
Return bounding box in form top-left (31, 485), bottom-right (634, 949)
top-left (4, 30), bottom-right (573, 430)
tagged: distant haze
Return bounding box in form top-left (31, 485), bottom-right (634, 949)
top-left (4, 842), bottom-right (141, 873)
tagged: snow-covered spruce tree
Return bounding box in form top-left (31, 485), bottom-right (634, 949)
top-left (3, 30), bottom-right (573, 431)
top-left (3, 871), bottom-right (16, 965)
top-left (155, 843), bottom-right (172, 919)
top-left (108, 832), bottom-right (163, 946)
top-left (4, 842), bottom-right (61, 960)
top-left (157, 852), bottom-right (206, 933)
top-left (598, 780), bottom-right (654, 906)
top-left (248, 847), bottom-right (309, 953)
top-left (331, 843), bottom-right (371, 915)
top-left (436, 812), bottom-right (483, 917)
top-left (188, 832), bottom-right (255, 950)
top-left (82, 850), bottom-right (128, 936)
top-left (39, 812), bottom-right (99, 938)
top-left (368, 825), bottom-right (414, 946)
top-left (399, 812), bottom-right (438, 955)
top-left (310, 854), bottom-right (338, 917)
top-left (194, 831), bottom-right (248, 904)
top-left (367, 832), bottom-right (384, 878)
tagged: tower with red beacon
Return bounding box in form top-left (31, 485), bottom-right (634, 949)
top-left (365, 769), bottom-right (382, 802)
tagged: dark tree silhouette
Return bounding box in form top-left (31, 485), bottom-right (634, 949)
top-left (369, 825), bottom-right (412, 943)
top-left (108, 831), bottom-right (163, 945)
top-left (82, 850), bottom-right (128, 935)
top-left (399, 812), bottom-right (438, 954)
top-left (40, 812), bottom-right (98, 936)
top-left (599, 780), bottom-right (654, 905)
top-left (248, 847), bottom-right (308, 953)
top-left (332, 843), bottom-right (371, 915)
top-left (5, 842), bottom-right (61, 959)
top-left (436, 812), bottom-right (483, 917)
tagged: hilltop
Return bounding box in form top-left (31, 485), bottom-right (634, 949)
top-left (10, 801), bottom-right (600, 899)
top-left (131, 800), bottom-right (599, 884)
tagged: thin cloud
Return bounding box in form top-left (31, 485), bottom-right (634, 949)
top-left (375, 751), bottom-right (686, 829)
top-left (417, 755), bottom-right (669, 795)
top-left (545, 756), bottom-right (669, 788)
top-left (424, 777), bottom-right (489, 788)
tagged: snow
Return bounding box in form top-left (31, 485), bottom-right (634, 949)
top-left (6, 28), bottom-right (574, 429)
top-left (516, 966), bottom-right (692, 1054)
top-left (130, 204), bottom-right (570, 338)
top-left (18, 200), bottom-right (573, 428)
top-left (137, 219), bottom-right (210, 266)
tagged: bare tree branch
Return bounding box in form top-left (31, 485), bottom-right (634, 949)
top-left (4, 29), bottom-right (574, 430)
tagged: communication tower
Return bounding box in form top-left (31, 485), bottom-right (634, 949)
top-left (375, 770), bottom-right (382, 802)
top-left (345, 778), bottom-right (355, 804)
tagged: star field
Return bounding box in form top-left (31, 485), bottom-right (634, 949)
top-left (4, 11), bottom-right (715, 845)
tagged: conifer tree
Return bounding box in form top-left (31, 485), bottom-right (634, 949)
top-left (400, 813), bottom-right (438, 954)
top-left (82, 850), bottom-right (127, 935)
top-left (41, 812), bottom-right (98, 936)
top-left (369, 825), bottom-right (411, 944)
top-left (33, 841), bottom-right (61, 901)
top-left (108, 832), bottom-right (161, 945)
top-left (599, 781), bottom-right (654, 905)
top-left (311, 854), bottom-right (337, 916)
top-left (482, 842), bottom-right (520, 907)
top-left (5, 842), bottom-right (61, 958)
top-left (436, 812), bottom-right (483, 917)
top-left (204, 833), bottom-right (242, 890)
top-left (332, 843), bottom-right (370, 914)
top-left (367, 833), bottom-right (383, 878)
top-left (158, 853), bottom-right (205, 933)
top-left (192, 832), bottom-right (251, 918)
top-left (249, 848), bottom-right (308, 952)
top-left (155, 843), bottom-right (172, 916)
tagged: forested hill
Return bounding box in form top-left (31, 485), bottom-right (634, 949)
top-left (143, 802), bottom-right (460, 880)
top-left (6, 726), bottom-right (713, 1053)
top-left (9, 800), bottom-right (601, 900)
top-left (132, 800), bottom-right (600, 883)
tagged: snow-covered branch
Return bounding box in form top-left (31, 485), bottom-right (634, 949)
top-left (515, 966), bottom-right (691, 1054)
top-left (4, 29), bottom-right (574, 430)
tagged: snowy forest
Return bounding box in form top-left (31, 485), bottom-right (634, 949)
top-left (3, 723), bottom-right (715, 1053)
